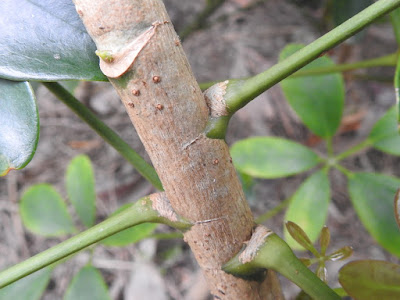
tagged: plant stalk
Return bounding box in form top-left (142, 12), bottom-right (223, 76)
top-left (42, 82), bottom-right (163, 190)
top-left (223, 226), bottom-right (340, 300)
top-left (198, 52), bottom-right (398, 90)
top-left (225, 0), bottom-right (400, 113)
top-left (0, 193), bottom-right (190, 288)
top-left (335, 140), bottom-right (372, 161)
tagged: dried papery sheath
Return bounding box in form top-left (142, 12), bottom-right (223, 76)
top-left (97, 22), bottom-right (163, 78)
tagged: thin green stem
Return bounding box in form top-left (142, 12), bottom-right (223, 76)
top-left (223, 228), bottom-right (340, 300)
top-left (333, 164), bottom-right (353, 177)
top-left (198, 52), bottom-right (397, 91)
top-left (178, 0), bottom-right (226, 41)
top-left (291, 52), bottom-right (398, 77)
top-left (326, 137), bottom-right (334, 157)
top-left (224, 0), bottom-right (400, 113)
top-left (256, 197), bottom-right (291, 224)
top-left (42, 82), bottom-right (163, 191)
top-left (0, 194), bottom-right (190, 288)
top-left (335, 140), bottom-right (372, 162)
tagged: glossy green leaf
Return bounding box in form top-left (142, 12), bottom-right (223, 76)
top-left (280, 44), bottom-right (344, 138)
top-left (20, 184), bottom-right (75, 236)
top-left (230, 137), bottom-right (320, 179)
top-left (101, 203), bottom-right (157, 247)
top-left (368, 106), bottom-right (400, 155)
top-left (0, 268), bottom-right (51, 300)
top-left (0, 0), bottom-right (106, 81)
top-left (285, 221), bottom-right (319, 256)
top-left (348, 173), bottom-right (400, 257)
top-left (0, 79), bottom-right (39, 176)
top-left (332, 0), bottom-right (373, 26)
top-left (284, 171), bottom-right (330, 250)
top-left (339, 260), bottom-right (400, 300)
top-left (64, 265), bottom-right (111, 300)
top-left (65, 155), bottom-right (96, 228)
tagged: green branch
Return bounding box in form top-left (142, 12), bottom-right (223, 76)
top-left (223, 226), bottom-right (340, 300)
top-left (0, 193), bottom-right (190, 288)
top-left (202, 0), bottom-right (400, 138)
top-left (42, 82), bottom-right (163, 190)
top-left (199, 52), bottom-right (398, 91)
top-left (225, 0), bottom-right (400, 112)
top-left (291, 52), bottom-right (398, 77)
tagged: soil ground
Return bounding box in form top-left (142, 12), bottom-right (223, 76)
top-left (1, 0), bottom-right (400, 299)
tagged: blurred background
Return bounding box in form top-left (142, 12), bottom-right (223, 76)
top-left (1, 0), bottom-right (399, 299)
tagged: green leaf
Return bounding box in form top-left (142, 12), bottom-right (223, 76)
top-left (319, 226), bottom-right (330, 256)
top-left (369, 107), bottom-right (398, 141)
top-left (0, 79), bottom-right (39, 176)
top-left (285, 221), bottom-right (319, 256)
top-left (368, 106), bottom-right (400, 155)
top-left (230, 137), bottom-right (320, 179)
top-left (65, 155), bottom-right (96, 228)
top-left (280, 44), bottom-right (345, 138)
top-left (0, 0), bottom-right (106, 82)
top-left (328, 246), bottom-right (353, 262)
top-left (238, 171), bottom-right (256, 203)
top-left (101, 203), bottom-right (157, 247)
top-left (348, 173), bottom-right (400, 257)
top-left (0, 268), bottom-right (51, 300)
top-left (339, 260), bottom-right (400, 300)
top-left (64, 265), bottom-right (111, 300)
top-left (284, 171), bottom-right (330, 250)
top-left (20, 184), bottom-right (75, 236)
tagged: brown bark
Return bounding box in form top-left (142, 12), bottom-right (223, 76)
top-left (73, 0), bottom-right (282, 298)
